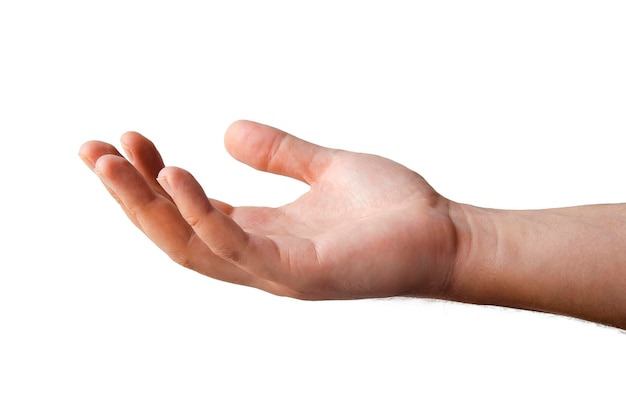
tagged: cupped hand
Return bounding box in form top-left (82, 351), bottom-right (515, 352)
top-left (78, 121), bottom-right (459, 300)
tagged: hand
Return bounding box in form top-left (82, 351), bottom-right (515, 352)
top-left (78, 121), bottom-right (459, 300)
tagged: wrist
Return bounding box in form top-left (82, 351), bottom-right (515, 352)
top-left (447, 203), bottom-right (547, 311)
top-left (447, 202), bottom-right (497, 304)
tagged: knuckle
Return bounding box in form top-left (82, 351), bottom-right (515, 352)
top-left (184, 213), bottom-right (203, 229)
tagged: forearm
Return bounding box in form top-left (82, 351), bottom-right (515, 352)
top-left (449, 203), bottom-right (626, 329)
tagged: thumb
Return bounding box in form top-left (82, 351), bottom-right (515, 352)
top-left (224, 120), bottom-right (334, 184)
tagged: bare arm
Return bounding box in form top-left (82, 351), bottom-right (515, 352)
top-left (78, 120), bottom-right (626, 330)
top-left (449, 204), bottom-right (626, 329)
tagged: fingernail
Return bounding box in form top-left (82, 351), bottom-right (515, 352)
top-left (157, 175), bottom-right (172, 195)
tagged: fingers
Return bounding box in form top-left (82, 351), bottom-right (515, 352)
top-left (119, 131), bottom-right (171, 200)
top-left (78, 140), bottom-right (123, 169)
top-left (79, 143), bottom-right (268, 289)
top-left (79, 137), bottom-right (195, 249)
top-left (79, 127), bottom-right (322, 297)
top-left (93, 154), bottom-right (192, 247)
top-left (157, 166), bottom-right (282, 280)
top-left (79, 140), bottom-right (142, 227)
top-left (79, 132), bottom-right (170, 202)
top-left (224, 120), bottom-right (335, 185)
top-left (78, 132), bottom-right (300, 295)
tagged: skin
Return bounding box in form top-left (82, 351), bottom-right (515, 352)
top-left (78, 120), bottom-right (626, 330)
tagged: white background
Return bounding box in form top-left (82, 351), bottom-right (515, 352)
top-left (1, 1), bottom-right (625, 417)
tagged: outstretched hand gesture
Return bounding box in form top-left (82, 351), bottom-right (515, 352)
top-left (79, 121), bottom-right (459, 300)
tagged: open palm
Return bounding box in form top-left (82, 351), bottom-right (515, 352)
top-left (79, 121), bottom-right (459, 300)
